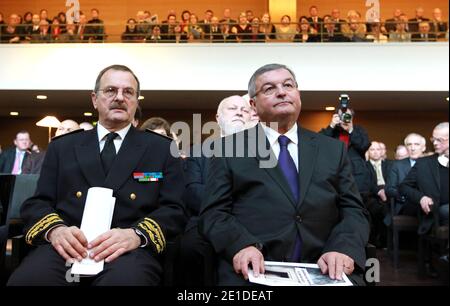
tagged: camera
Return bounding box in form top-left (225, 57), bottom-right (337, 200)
top-left (338, 94), bottom-right (352, 123)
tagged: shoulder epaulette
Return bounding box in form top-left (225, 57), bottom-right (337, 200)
top-left (51, 128), bottom-right (84, 141)
top-left (145, 128), bottom-right (174, 141)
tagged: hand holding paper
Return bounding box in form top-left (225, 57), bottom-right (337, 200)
top-left (71, 187), bottom-right (116, 276)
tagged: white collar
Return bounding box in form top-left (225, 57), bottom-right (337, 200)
top-left (97, 122), bottom-right (131, 143)
top-left (438, 154), bottom-right (449, 167)
top-left (261, 122), bottom-right (298, 147)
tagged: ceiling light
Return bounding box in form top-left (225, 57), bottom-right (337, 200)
top-left (10, 111), bottom-right (19, 116)
top-left (84, 112), bottom-right (93, 117)
top-left (36, 95), bottom-right (47, 100)
top-left (138, 95), bottom-right (145, 100)
top-left (325, 106), bottom-right (335, 111)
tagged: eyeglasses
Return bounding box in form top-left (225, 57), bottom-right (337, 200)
top-left (430, 137), bottom-right (448, 144)
top-left (98, 86), bottom-right (137, 100)
top-left (254, 80), bottom-right (298, 97)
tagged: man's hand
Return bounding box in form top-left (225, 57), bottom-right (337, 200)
top-left (378, 189), bottom-right (387, 202)
top-left (232, 246), bottom-right (265, 280)
top-left (330, 114), bottom-right (341, 129)
top-left (88, 228), bottom-right (141, 263)
top-left (48, 225), bottom-right (88, 263)
top-left (317, 252), bottom-right (354, 280)
top-left (420, 196), bottom-right (434, 214)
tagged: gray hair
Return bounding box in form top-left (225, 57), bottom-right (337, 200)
top-left (248, 63), bottom-right (297, 98)
top-left (434, 122), bottom-right (449, 132)
top-left (404, 133), bottom-right (426, 146)
top-left (94, 64), bottom-right (140, 97)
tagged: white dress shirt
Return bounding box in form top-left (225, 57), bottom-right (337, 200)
top-left (97, 122), bottom-right (131, 153)
top-left (261, 123), bottom-right (299, 172)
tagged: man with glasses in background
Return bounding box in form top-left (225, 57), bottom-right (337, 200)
top-left (8, 65), bottom-right (186, 286)
top-left (199, 63), bottom-right (370, 285)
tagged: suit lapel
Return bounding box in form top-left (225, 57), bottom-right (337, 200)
top-left (431, 155), bottom-right (440, 192)
top-left (297, 128), bottom-right (318, 208)
top-left (249, 124), bottom-right (297, 208)
top-left (74, 129), bottom-right (105, 187)
top-left (103, 127), bottom-right (146, 191)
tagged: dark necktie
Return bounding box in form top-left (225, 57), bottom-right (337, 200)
top-left (278, 135), bottom-right (302, 261)
top-left (101, 132), bottom-right (118, 175)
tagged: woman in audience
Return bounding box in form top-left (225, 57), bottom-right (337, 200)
top-left (180, 10), bottom-right (191, 33)
top-left (23, 11), bottom-right (33, 34)
top-left (294, 16), bottom-right (319, 42)
top-left (276, 14), bottom-right (296, 42)
top-left (187, 14), bottom-right (204, 41)
top-left (51, 17), bottom-right (61, 41)
top-left (121, 18), bottom-right (143, 42)
top-left (231, 12), bottom-right (252, 42)
top-left (249, 17), bottom-right (264, 42)
top-left (366, 20), bottom-right (388, 43)
top-left (259, 13), bottom-right (276, 41)
top-left (57, 12), bottom-right (67, 34)
top-left (1, 14), bottom-right (21, 43)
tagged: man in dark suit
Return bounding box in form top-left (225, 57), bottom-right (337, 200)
top-left (408, 7), bottom-right (430, 35)
top-left (7, 65), bottom-right (186, 286)
top-left (411, 21), bottom-right (437, 42)
top-left (385, 133), bottom-right (427, 221)
top-left (400, 122), bottom-right (449, 234)
top-left (307, 6), bottom-right (323, 34)
top-left (178, 95), bottom-right (251, 285)
top-left (199, 64), bottom-right (370, 285)
top-left (0, 131), bottom-right (31, 174)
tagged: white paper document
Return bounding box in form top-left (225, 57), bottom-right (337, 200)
top-left (249, 261), bottom-right (353, 286)
top-left (71, 187), bottom-right (116, 276)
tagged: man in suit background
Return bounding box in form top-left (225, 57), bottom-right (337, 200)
top-left (8, 65), bottom-right (186, 286)
top-left (385, 133), bottom-right (426, 221)
top-left (199, 63), bottom-right (370, 285)
top-left (401, 122), bottom-right (449, 233)
top-left (177, 95), bottom-right (251, 285)
top-left (0, 131), bottom-right (31, 174)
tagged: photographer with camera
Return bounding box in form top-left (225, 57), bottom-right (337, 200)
top-left (320, 95), bottom-right (376, 206)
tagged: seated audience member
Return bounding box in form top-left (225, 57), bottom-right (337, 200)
top-left (389, 15), bottom-right (411, 42)
top-left (121, 18), bottom-right (143, 43)
top-left (50, 17), bottom-right (62, 41)
top-left (26, 14), bottom-right (41, 39)
top-left (408, 7), bottom-right (430, 35)
top-left (0, 131), bottom-right (31, 174)
top-left (385, 9), bottom-right (403, 33)
top-left (79, 122), bottom-right (94, 130)
top-left (178, 95), bottom-right (251, 285)
top-left (248, 17), bottom-right (265, 43)
top-left (199, 64), bottom-right (369, 285)
top-left (57, 12), bottom-right (67, 34)
top-left (259, 13), bottom-right (276, 41)
top-left (140, 117), bottom-right (171, 137)
top-left (146, 26), bottom-right (163, 43)
top-left (366, 20), bottom-right (388, 43)
top-left (86, 8), bottom-right (105, 42)
top-left (230, 12), bottom-right (252, 43)
top-left (160, 14), bottom-right (186, 43)
top-left (59, 21), bottom-right (80, 42)
top-left (76, 13), bottom-right (88, 41)
top-left (7, 64), bottom-right (186, 286)
top-left (385, 133), bottom-right (426, 223)
top-left (412, 21), bottom-right (437, 42)
top-left (366, 141), bottom-right (393, 247)
top-left (342, 11), bottom-right (367, 42)
top-left (400, 123), bottom-right (448, 277)
top-left (330, 8), bottom-right (345, 34)
top-left (294, 16), bottom-right (319, 43)
top-left (321, 15), bottom-right (349, 42)
top-left (186, 14), bottom-right (204, 41)
top-left (275, 15), bottom-right (296, 42)
top-left (430, 8), bottom-right (447, 39)
top-left (208, 16), bottom-right (224, 42)
top-left (1, 14), bottom-right (20, 43)
top-left (31, 20), bottom-right (52, 43)
top-left (395, 144), bottom-right (409, 160)
top-left (55, 120), bottom-right (80, 137)
top-left (401, 123), bottom-right (449, 231)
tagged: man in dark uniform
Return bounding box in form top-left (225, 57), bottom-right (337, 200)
top-left (8, 65), bottom-right (186, 286)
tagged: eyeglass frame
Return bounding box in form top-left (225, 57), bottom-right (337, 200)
top-left (252, 79), bottom-right (298, 98)
top-left (97, 86), bottom-right (138, 100)
top-left (430, 137), bottom-right (449, 144)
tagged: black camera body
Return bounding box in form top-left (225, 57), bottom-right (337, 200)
top-left (338, 94), bottom-right (352, 123)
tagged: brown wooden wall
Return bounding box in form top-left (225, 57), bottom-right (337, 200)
top-left (1, 110), bottom-right (447, 159)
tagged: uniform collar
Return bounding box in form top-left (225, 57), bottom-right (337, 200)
top-left (97, 122), bottom-right (131, 142)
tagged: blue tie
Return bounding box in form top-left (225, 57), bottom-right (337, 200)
top-left (278, 135), bottom-right (302, 261)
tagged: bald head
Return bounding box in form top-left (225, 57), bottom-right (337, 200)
top-left (55, 119), bottom-right (80, 137)
top-left (432, 122), bottom-right (449, 156)
top-left (216, 95), bottom-right (251, 136)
